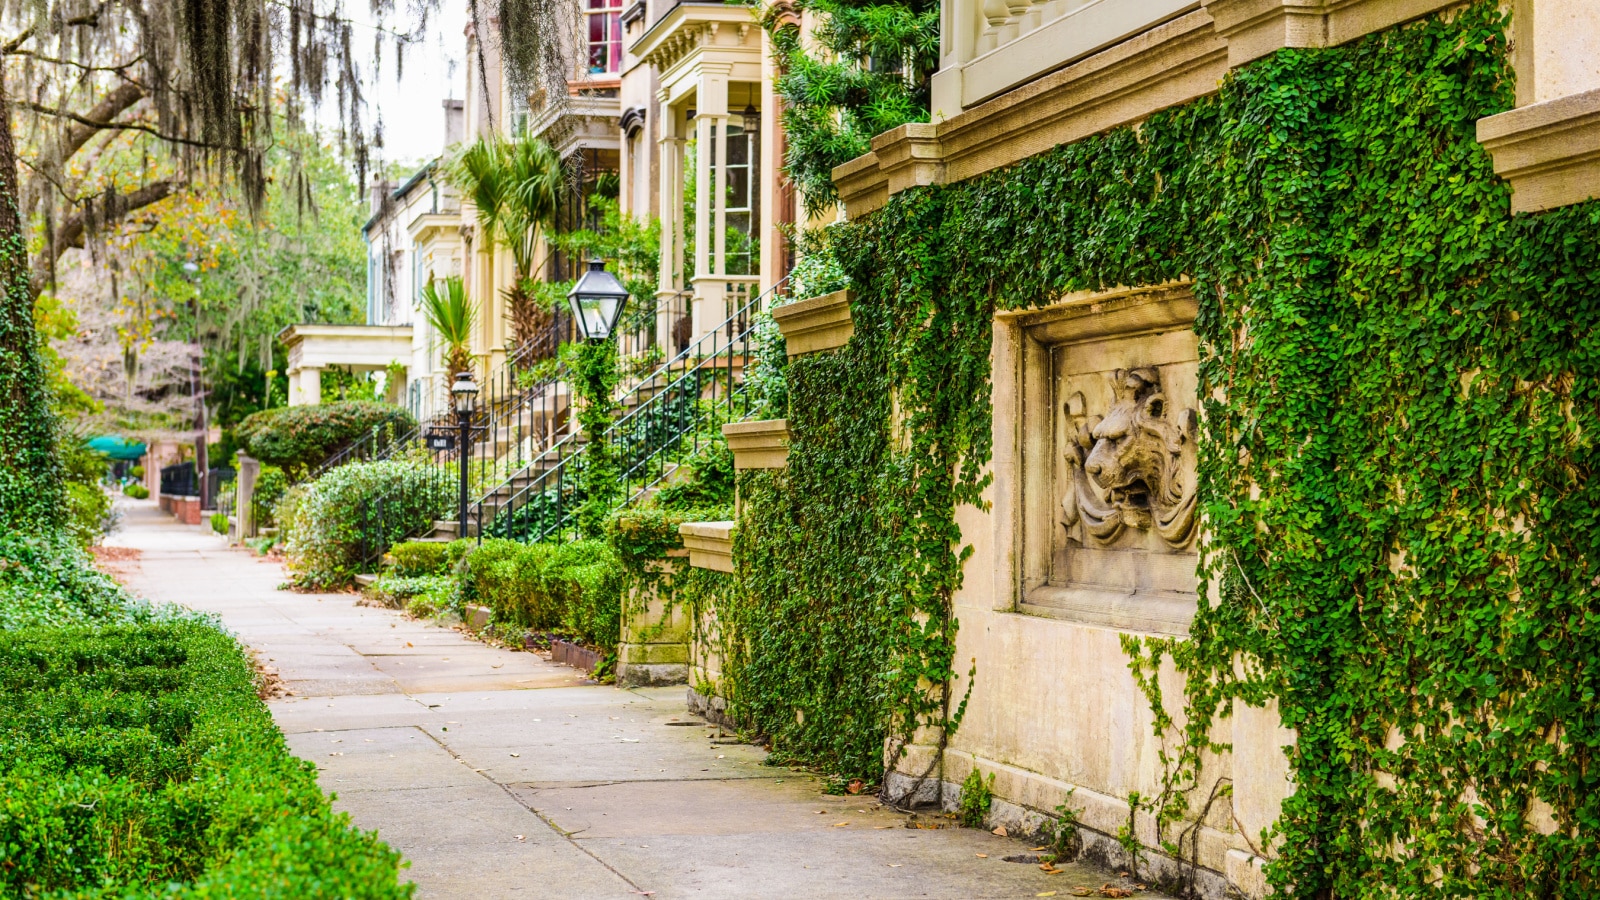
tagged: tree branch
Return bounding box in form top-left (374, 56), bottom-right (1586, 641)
top-left (2, 0), bottom-right (116, 55)
top-left (27, 179), bottom-right (180, 301)
top-left (18, 97), bottom-right (235, 152)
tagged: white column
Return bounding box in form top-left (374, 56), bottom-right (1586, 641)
top-left (292, 367), bottom-right (322, 407)
top-left (690, 68), bottom-right (731, 345)
top-left (657, 100), bottom-right (686, 350)
top-left (693, 111), bottom-right (714, 283)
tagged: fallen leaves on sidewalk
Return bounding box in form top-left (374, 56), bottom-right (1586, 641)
top-left (992, 825), bottom-right (1008, 836)
top-left (1099, 886), bottom-right (1133, 898)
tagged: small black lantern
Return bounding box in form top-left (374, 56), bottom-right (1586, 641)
top-left (741, 103), bottom-right (760, 135)
top-left (450, 371), bottom-right (479, 416)
top-left (567, 259), bottom-right (631, 341)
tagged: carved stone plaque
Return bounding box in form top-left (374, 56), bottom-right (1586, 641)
top-left (1011, 284), bottom-right (1200, 635)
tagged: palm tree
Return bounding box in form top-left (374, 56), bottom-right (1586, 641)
top-left (421, 276), bottom-right (477, 379)
top-left (445, 136), bottom-right (565, 356)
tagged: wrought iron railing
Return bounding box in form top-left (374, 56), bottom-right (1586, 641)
top-left (202, 466), bottom-right (235, 509)
top-left (472, 276), bottom-right (788, 543)
top-left (160, 462), bottom-right (197, 497)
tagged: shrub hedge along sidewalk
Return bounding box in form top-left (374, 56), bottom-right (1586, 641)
top-left (0, 622), bottom-right (412, 898)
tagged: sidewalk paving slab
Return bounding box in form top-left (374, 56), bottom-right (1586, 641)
top-left (104, 499), bottom-right (1169, 900)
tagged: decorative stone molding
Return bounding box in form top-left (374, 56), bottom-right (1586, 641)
top-left (1061, 368), bottom-right (1199, 550)
top-left (1204, 0), bottom-right (1459, 67)
top-left (771, 290), bottom-right (855, 356)
top-left (722, 419), bottom-right (790, 470)
top-left (1478, 88), bottom-right (1600, 214)
top-left (998, 283), bottom-right (1201, 637)
top-left (680, 521), bottom-right (735, 573)
top-left (837, 0), bottom-right (1465, 218)
top-left (837, 12), bottom-right (1226, 217)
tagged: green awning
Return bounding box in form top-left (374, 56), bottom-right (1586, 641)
top-left (86, 436), bottom-right (148, 461)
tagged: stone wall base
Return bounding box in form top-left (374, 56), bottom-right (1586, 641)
top-left (618, 661), bottom-right (687, 687)
top-left (685, 686), bottom-right (740, 731)
top-left (883, 771), bottom-right (1240, 900)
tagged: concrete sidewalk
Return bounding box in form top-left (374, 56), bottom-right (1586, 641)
top-left (105, 499), bottom-right (1160, 900)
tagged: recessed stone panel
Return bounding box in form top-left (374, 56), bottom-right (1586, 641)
top-left (1011, 283), bottom-right (1200, 636)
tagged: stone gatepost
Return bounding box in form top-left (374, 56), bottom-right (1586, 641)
top-left (234, 454), bottom-right (260, 542)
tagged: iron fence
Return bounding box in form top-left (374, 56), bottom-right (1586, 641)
top-left (160, 462), bottom-right (197, 497)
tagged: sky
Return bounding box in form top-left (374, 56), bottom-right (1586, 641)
top-left (320, 3), bottom-right (470, 173)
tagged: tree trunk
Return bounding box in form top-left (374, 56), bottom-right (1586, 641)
top-left (0, 71), bottom-right (64, 536)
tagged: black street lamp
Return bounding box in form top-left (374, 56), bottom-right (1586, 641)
top-left (450, 371), bottom-right (479, 538)
top-left (567, 259), bottom-right (631, 341)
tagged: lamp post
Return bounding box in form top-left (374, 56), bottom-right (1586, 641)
top-left (567, 258), bottom-right (632, 341)
top-left (450, 371), bottom-right (479, 538)
top-left (566, 260), bottom-right (631, 538)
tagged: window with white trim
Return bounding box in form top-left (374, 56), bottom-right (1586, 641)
top-left (585, 0), bottom-right (624, 75)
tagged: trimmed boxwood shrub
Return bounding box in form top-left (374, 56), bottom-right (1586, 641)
top-left (456, 539), bottom-right (624, 646)
top-left (284, 460), bottom-right (452, 588)
top-left (236, 401), bottom-right (415, 476)
top-left (0, 622), bottom-right (411, 897)
top-left (388, 540), bottom-right (452, 577)
top-left (122, 483), bottom-right (149, 499)
top-left (545, 540), bottom-right (624, 649)
top-left (458, 539), bottom-right (558, 628)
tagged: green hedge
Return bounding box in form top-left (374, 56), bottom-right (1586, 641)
top-left (284, 460), bottom-right (452, 589)
top-left (387, 540), bottom-right (455, 577)
top-left (0, 622), bottom-right (411, 897)
top-left (236, 401), bottom-right (415, 476)
top-left (457, 539), bottom-right (623, 646)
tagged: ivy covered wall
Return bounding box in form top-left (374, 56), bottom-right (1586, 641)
top-left (699, 3), bottom-right (1600, 893)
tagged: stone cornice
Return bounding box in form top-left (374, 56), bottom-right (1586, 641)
top-left (630, 3), bottom-right (758, 72)
top-left (771, 291), bottom-right (855, 356)
top-left (836, 0), bottom-right (1464, 218)
top-left (680, 521), bottom-right (735, 573)
top-left (722, 419), bottom-right (789, 470)
top-left (1478, 87), bottom-right (1600, 214)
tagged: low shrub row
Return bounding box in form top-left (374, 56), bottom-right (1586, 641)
top-left (456, 538), bottom-right (624, 648)
top-left (0, 621), bottom-right (411, 897)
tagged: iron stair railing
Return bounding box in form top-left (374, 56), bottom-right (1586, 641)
top-left (471, 276), bottom-right (789, 544)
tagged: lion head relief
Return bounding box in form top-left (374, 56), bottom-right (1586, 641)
top-left (1062, 367), bottom-right (1197, 549)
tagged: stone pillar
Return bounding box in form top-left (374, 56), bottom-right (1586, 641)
top-left (693, 111), bottom-right (715, 284)
top-left (235, 454), bottom-right (260, 541)
top-left (289, 366), bottom-right (322, 406)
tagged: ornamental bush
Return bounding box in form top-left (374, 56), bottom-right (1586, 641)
top-left (283, 460), bottom-right (452, 588)
top-left (253, 464), bottom-right (289, 526)
top-left (122, 483), bottom-right (149, 499)
top-left (236, 401), bottom-right (415, 476)
top-left (458, 539), bottom-right (558, 628)
top-left (0, 622), bottom-right (411, 897)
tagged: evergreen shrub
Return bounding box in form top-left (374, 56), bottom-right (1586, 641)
top-left (236, 401), bottom-right (414, 475)
top-left (122, 483), bottom-right (149, 499)
top-left (456, 539), bottom-right (624, 646)
top-left (0, 622), bottom-right (411, 897)
top-left (283, 460), bottom-right (452, 588)
top-left (388, 540), bottom-right (451, 577)
top-left (0, 534), bottom-right (150, 630)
